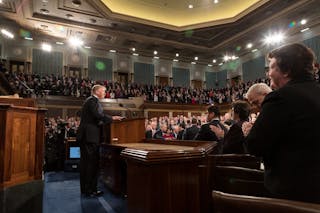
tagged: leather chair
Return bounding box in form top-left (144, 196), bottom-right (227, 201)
top-left (212, 190), bottom-right (320, 213)
top-left (209, 154), bottom-right (261, 169)
top-left (213, 166), bottom-right (269, 197)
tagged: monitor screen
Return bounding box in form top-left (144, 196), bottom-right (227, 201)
top-left (69, 147), bottom-right (80, 159)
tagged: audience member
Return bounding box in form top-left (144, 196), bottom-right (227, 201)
top-left (246, 43), bottom-right (320, 204)
top-left (182, 118), bottom-right (200, 140)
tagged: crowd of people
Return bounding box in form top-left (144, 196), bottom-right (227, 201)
top-left (1, 69), bottom-right (271, 104)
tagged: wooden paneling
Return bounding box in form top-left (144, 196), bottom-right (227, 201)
top-left (172, 111), bottom-right (188, 117)
top-left (0, 104), bottom-right (46, 189)
top-left (148, 111), bottom-right (169, 119)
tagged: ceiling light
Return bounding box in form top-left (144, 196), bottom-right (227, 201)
top-left (173, 59), bottom-right (179, 62)
top-left (191, 62), bottom-right (196, 64)
top-left (208, 64), bottom-right (213, 67)
top-left (0, 0), bottom-right (3, 4)
top-left (153, 50), bottom-right (158, 55)
top-left (252, 49), bottom-right (258, 52)
top-left (84, 46), bottom-right (91, 49)
top-left (132, 53), bottom-right (139, 56)
top-left (176, 53), bottom-right (179, 57)
top-left (69, 37), bottom-right (84, 46)
top-left (300, 28), bottom-right (310, 32)
top-left (223, 55), bottom-right (230, 61)
top-left (214, 0), bottom-right (219, 3)
top-left (300, 19), bottom-right (307, 25)
top-left (56, 41), bottom-right (64, 45)
top-left (24, 37), bottom-right (33, 40)
top-left (264, 32), bottom-right (285, 44)
top-left (42, 43), bottom-right (52, 52)
top-left (1, 29), bottom-right (14, 39)
top-left (188, 4), bottom-right (193, 9)
top-left (109, 49), bottom-right (116, 53)
top-left (212, 59), bottom-right (217, 63)
top-left (132, 47), bottom-right (136, 52)
top-left (153, 56), bottom-right (159, 59)
top-left (194, 56), bottom-right (198, 61)
top-left (246, 43), bottom-right (253, 49)
top-left (219, 63), bottom-right (223, 66)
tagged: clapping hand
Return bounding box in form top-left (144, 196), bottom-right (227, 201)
top-left (210, 125), bottom-right (225, 139)
top-left (112, 116), bottom-right (124, 121)
top-left (242, 121), bottom-right (253, 137)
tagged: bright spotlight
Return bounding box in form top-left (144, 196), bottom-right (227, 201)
top-left (69, 37), bottom-right (84, 47)
top-left (1, 29), bottom-right (14, 39)
top-left (264, 32), bottom-right (285, 44)
top-left (42, 43), bottom-right (52, 52)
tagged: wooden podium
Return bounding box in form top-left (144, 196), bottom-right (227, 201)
top-left (121, 141), bottom-right (215, 213)
top-left (100, 118), bottom-right (145, 195)
top-left (0, 102), bottom-right (46, 213)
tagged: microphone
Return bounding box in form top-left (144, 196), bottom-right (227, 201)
top-left (119, 103), bottom-right (132, 119)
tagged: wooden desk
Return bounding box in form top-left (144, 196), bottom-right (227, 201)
top-left (102, 140), bottom-right (215, 213)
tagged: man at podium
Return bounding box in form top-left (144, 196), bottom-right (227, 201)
top-left (77, 84), bottom-right (122, 197)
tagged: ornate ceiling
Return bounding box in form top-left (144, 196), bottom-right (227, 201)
top-left (0, 0), bottom-right (319, 66)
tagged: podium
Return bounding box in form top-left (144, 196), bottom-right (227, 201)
top-left (100, 118), bottom-right (145, 194)
top-left (0, 102), bottom-right (46, 213)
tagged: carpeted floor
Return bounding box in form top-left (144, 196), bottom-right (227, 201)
top-left (43, 171), bottom-right (127, 213)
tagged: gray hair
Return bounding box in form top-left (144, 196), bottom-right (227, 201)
top-left (245, 83), bottom-right (272, 99)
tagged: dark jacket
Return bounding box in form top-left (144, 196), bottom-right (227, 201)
top-left (77, 96), bottom-right (113, 144)
top-left (195, 119), bottom-right (227, 142)
top-left (246, 76), bottom-right (320, 203)
top-left (183, 125), bottom-right (199, 140)
top-left (222, 121), bottom-right (247, 154)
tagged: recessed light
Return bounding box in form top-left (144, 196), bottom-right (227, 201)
top-left (214, 0), bottom-right (219, 3)
top-left (24, 37), bottom-right (33, 40)
top-left (56, 41), bottom-right (64, 45)
top-left (246, 43), bottom-right (253, 49)
top-left (153, 56), bottom-right (159, 59)
top-left (300, 28), bottom-right (310, 32)
top-left (219, 63), bottom-right (223, 66)
top-left (191, 61), bottom-right (196, 64)
top-left (188, 4), bottom-right (193, 9)
top-left (72, 0), bottom-right (81, 7)
top-left (42, 43), bottom-right (52, 52)
top-left (208, 64), bottom-right (213, 67)
top-left (132, 47), bottom-right (136, 52)
top-left (175, 53), bottom-right (179, 57)
top-left (109, 49), bottom-right (116, 53)
top-left (1, 29), bottom-right (14, 38)
top-left (173, 59), bottom-right (179, 62)
top-left (66, 14), bottom-right (74, 19)
top-left (153, 50), bottom-right (158, 55)
top-left (84, 46), bottom-right (91, 49)
top-left (69, 37), bottom-right (84, 46)
top-left (194, 56), bottom-right (198, 61)
top-left (252, 49), bottom-right (258, 52)
top-left (212, 59), bottom-right (217, 63)
top-left (300, 19), bottom-right (307, 25)
top-left (133, 53), bottom-right (139, 56)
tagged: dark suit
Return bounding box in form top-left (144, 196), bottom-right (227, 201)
top-left (195, 119), bottom-right (227, 153)
top-left (182, 125), bottom-right (199, 140)
top-left (153, 129), bottom-right (164, 140)
top-left (246, 76), bottom-right (320, 203)
top-left (77, 95), bottom-right (113, 195)
top-left (222, 121), bottom-right (247, 154)
top-left (145, 130), bottom-right (152, 139)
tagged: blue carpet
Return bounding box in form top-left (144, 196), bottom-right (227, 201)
top-left (43, 172), bottom-right (127, 213)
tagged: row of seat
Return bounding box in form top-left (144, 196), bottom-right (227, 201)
top-left (210, 154), bottom-right (320, 212)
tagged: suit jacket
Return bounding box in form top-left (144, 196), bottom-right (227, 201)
top-left (246, 76), bottom-right (320, 203)
top-left (183, 125), bottom-right (199, 140)
top-left (145, 130), bottom-right (152, 139)
top-left (195, 119), bottom-right (227, 142)
top-left (222, 121), bottom-right (247, 154)
top-left (153, 129), bottom-right (164, 140)
top-left (77, 96), bottom-right (113, 144)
